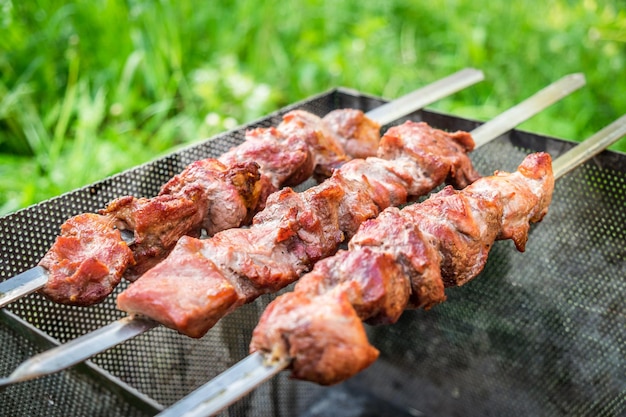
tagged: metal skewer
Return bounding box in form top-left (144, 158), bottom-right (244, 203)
top-left (0, 73), bottom-right (586, 390)
top-left (551, 114), bottom-right (626, 179)
top-left (365, 67), bottom-right (484, 126)
top-left (470, 73), bottom-right (585, 147)
top-left (155, 113), bottom-right (626, 417)
top-left (0, 68), bottom-right (485, 310)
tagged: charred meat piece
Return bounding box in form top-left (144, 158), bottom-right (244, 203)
top-left (39, 214), bottom-right (135, 306)
top-left (39, 109), bottom-right (382, 306)
top-left (250, 152), bottom-right (554, 385)
top-left (117, 121), bottom-right (480, 338)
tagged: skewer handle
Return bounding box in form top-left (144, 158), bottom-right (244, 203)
top-left (366, 68), bottom-right (484, 125)
top-left (552, 114), bottom-right (626, 180)
top-left (471, 73), bottom-right (586, 147)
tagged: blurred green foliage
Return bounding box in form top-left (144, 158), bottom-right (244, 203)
top-left (0, 0), bottom-right (624, 214)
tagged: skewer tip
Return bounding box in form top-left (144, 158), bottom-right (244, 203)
top-left (566, 72), bottom-right (586, 83)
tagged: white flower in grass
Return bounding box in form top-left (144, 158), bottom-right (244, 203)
top-left (204, 112), bottom-right (221, 127)
top-left (245, 84), bottom-right (272, 112)
top-left (226, 73), bottom-right (254, 98)
top-left (223, 117), bottom-right (238, 130)
top-left (110, 103), bottom-right (124, 117)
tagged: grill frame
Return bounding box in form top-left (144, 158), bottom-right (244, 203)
top-left (1, 88), bottom-right (624, 417)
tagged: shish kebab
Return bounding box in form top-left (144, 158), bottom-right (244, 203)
top-left (0, 74), bottom-right (585, 387)
top-left (156, 114), bottom-right (626, 417)
top-left (0, 68), bottom-right (485, 309)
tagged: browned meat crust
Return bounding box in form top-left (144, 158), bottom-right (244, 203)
top-left (117, 121), bottom-right (480, 338)
top-left (250, 152), bottom-right (554, 385)
top-left (39, 214), bottom-right (134, 306)
top-left (322, 108), bottom-right (381, 160)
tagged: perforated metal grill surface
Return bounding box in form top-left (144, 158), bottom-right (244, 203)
top-left (0, 90), bottom-right (624, 417)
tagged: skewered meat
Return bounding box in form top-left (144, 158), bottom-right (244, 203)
top-left (117, 121), bottom-right (480, 338)
top-left (38, 109), bottom-right (380, 306)
top-left (39, 160), bottom-right (261, 306)
top-left (250, 152), bottom-right (554, 385)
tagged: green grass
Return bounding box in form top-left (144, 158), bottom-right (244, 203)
top-left (1, 0), bottom-right (625, 214)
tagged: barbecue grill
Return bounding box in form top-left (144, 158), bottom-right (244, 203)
top-left (1, 88), bottom-right (624, 417)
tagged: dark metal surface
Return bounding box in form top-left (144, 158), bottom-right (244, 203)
top-left (1, 89), bottom-right (625, 417)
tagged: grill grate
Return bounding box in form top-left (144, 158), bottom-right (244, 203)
top-left (1, 89), bottom-right (625, 417)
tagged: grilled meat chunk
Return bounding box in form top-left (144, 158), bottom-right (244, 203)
top-left (219, 126), bottom-right (314, 207)
top-left (117, 121), bottom-right (480, 338)
top-left (277, 110), bottom-right (349, 179)
top-left (115, 236), bottom-right (239, 338)
top-left (250, 152), bottom-right (554, 385)
top-left (323, 108), bottom-right (382, 159)
top-left (39, 214), bottom-right (134, 306)
top-left (254, 289), bottom-right (380, 385)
